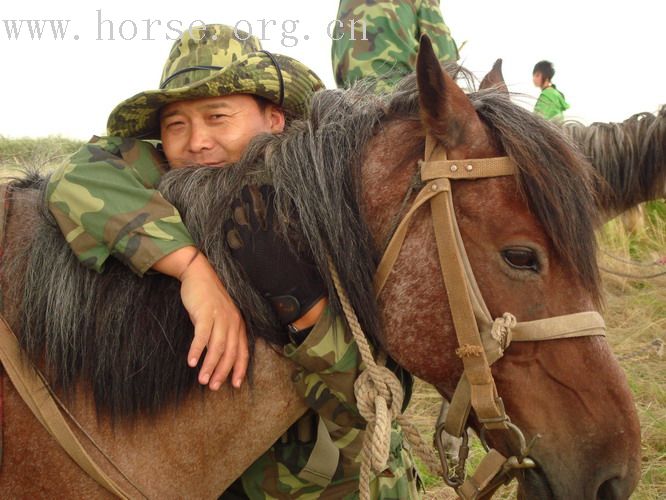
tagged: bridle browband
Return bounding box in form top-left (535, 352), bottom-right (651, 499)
top-left (374, 134), bottom-right (606, 499)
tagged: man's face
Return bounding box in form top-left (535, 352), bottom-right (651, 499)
top-left (160, 94), bottom-right (285, 168)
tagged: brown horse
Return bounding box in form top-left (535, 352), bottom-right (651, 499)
top-left (0, 39), bottom-right (640, 498)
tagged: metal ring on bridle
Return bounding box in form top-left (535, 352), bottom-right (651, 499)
top-left (480, 421), bottom-right (540, 466)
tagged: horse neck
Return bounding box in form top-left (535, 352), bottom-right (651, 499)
top-left (565, 111), bottom-right (666, 218)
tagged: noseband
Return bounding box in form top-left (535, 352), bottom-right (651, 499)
top-left (374, 134), bottom-right (606, 499)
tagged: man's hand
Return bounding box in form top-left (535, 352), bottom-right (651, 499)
top-left (153, 246), bottom-right (249, 390)
top-left (224, 185), bottom-right (327, 340)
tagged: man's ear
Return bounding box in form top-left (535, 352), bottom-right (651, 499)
top-left (268, 106), bottom-right (286, 133)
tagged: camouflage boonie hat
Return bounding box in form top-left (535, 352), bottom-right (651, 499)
top-left (107, 24), bottom-right (325, 138)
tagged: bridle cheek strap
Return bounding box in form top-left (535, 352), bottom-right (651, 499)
top-left (374, 134), bottom-right (606, 498)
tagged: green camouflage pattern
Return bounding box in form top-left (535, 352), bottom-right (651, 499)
top-left (47, 136), bottom-right (194, 275)
top-left (233, 308), bottom-right (421, 499)
top-left (534, 86), bottom-right (570, 121)
top-left (332, 0), bottom-right (459, 92)
top-left (107, 24), bottom-right (325, 139)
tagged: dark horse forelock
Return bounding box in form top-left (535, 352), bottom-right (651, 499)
top-left (12, 67), bottom-right (601, 417)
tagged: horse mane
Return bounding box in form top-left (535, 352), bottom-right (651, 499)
top-left (562, 106), bottom-right (666, 214)
top-left (12, 67), bottom-right (601, 418)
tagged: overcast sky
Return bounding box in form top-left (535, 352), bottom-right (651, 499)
top-left (0, 1), bottom-right (663, 139)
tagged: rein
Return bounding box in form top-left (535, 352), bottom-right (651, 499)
top-left (373, 134), bottom-right (606, 499)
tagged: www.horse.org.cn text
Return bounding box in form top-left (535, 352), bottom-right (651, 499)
top-left (1, 10), bottom-right (368, 47)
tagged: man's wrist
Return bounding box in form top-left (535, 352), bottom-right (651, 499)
top-left (152, 245), bottom-right (200, 281)
top-left (289, 297), bottom-right (328, 331)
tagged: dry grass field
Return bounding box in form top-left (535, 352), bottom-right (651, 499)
top-left (1, 136), bottom-right (664, 498)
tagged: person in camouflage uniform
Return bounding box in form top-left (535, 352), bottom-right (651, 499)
top-left (47, 17), bottom-right (441, 498)
top-left (332, 0), bottom-right (459, 92)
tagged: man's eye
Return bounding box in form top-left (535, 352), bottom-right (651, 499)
top-left (210, 114), bottom-right (228, 120)
top-left (165, 121), bottom-right (184, 129)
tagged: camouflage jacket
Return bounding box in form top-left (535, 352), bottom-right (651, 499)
top-left (236, 306), bottom-right (420, 499)
top-left (47, 136), bottom-right (193, 276)
top-left (332, 0), bottom-right (459, 92)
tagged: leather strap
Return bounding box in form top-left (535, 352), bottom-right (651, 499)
top-left (512, 311), bottom-right (606, 341)
top-left (297, 417), bottom-right (340, 487)
top-left (420, 157), bottom-right (516, 181)
top-left (374, 179), bottom-right (446, 298)
top-left (457, 449), bottom-right (507, 500)
top-left (0, 315), bottom-right (132, 499)
top-left (428, 178), bottom-right (507, 428)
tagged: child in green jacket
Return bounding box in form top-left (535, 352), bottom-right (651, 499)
top-left (533, 60), bottom-right (570, 121)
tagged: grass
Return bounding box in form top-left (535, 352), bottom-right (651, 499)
top-left (0, 137), bottom-right (664, 498)
top-left (408, 201), bottom-right (666, 499)
top-left (0, 135), bottom-right (82, 178)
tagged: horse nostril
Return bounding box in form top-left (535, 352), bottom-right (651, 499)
top-left (596, 476), bottom-right (624, 500)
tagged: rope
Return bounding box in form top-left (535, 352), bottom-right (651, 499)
top-left (599, 249), bottom-right (666, 279)
top-left (601, 248), bottom-right (666, 268)
top-left (327, 257), bottom-right (442, 500)
top-left (490, 313), bottom-right (517, 355)
top-left (599, 265), bottom-right (666, 280)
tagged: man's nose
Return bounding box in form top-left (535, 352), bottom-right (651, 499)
top-left (187, 124), bottom-right (215, 153)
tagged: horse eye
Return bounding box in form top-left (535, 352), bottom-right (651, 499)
top-left (502, 247), bottom-right (540, 272)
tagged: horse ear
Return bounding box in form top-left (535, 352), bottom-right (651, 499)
top-left (479, 59), bottom-right (509, 94)
top-left (416, 35), bottom-right (485, 151)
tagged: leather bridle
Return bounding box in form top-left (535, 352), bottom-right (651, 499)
top-left (373, 134), bottom-right (606, 499)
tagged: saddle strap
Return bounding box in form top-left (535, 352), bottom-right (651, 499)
top-left (0, 315), bottom-right (131, 499)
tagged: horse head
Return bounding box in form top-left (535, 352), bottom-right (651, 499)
top-left (362, 36), bottom-right (641, 499)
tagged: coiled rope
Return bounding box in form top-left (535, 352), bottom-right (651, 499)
top-left (327, 257), bottom-right (442, 499)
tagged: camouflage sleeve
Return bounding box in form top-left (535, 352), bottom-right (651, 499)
top-left (332, 0), bottom-right (459, 92)
top-left (47, 136), bottom-right (195, 276)
top-left (285, 306), bottom-right (365, 431)
top-left (280, 307), bottom-right (422, 498)
top-left (285, 306), bottom-right (366, 484)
